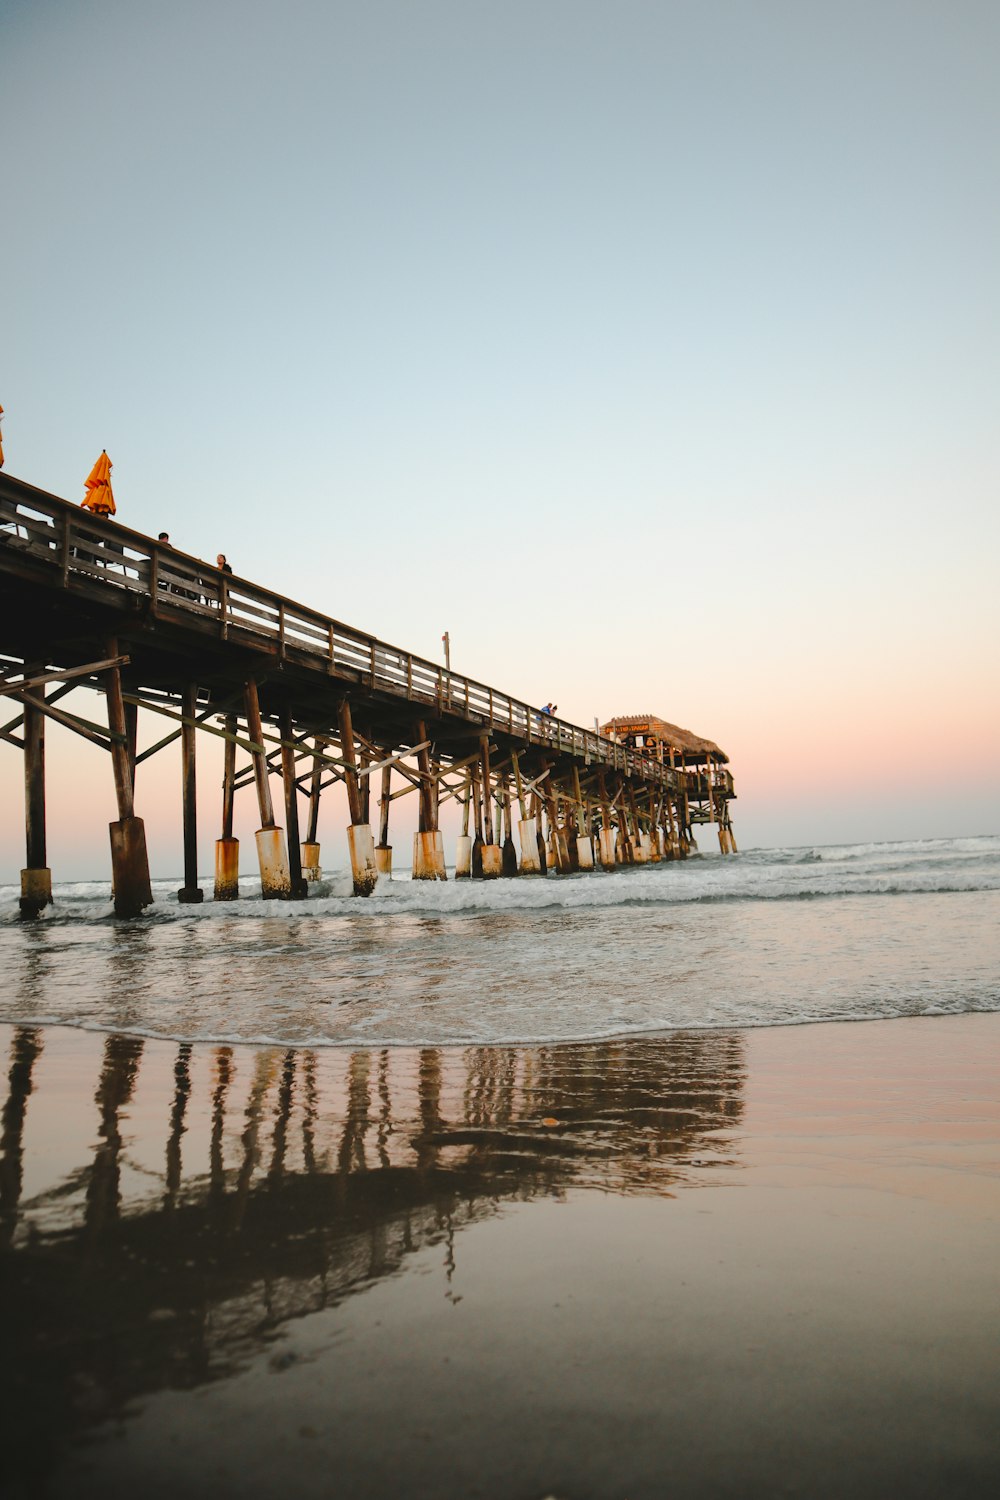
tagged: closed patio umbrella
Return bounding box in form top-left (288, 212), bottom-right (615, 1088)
top-left (81, 450), bottom-right (115, 516)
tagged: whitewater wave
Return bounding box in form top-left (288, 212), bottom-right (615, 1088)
top-left (2, 835), bottom-right (999, 926)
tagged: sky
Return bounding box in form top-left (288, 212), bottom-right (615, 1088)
top-left (2, 0), bottom-right (998, 880)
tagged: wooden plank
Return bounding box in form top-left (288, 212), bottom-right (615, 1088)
top-left (0, 657), bottom-right (131, 702)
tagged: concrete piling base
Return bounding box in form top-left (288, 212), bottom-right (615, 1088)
top-left (633, 835), bottom-right (649, 865)
top-left (479, 844), bottom-right (503, 879)
top-left (518, 818), bottom-right (542, 874)
top-left (598, 828), bottom-right (616, 870)
top-left (255, 826), bottom-right (292, 899)
top-left (412, 830), bottom-right (447, 881)
top-left (454, 834), bottom-right (472, 879)
top-left (502, 836), bottom-right (519, 877)
top-left (19, 867), bottom-right (52, 919)
top-left (576, 835), bottom-right (595, 870)
top-left (109, 817), bottom-right (153, 917)
top-left (375, 845), bottom-right (392, 877)
top-left (347, 824), bottom-right (379, 896)
top-left (214, 837), bottom-right (240, 900)
top-left (177, 882), bottom-right (204, 904)
top-left (301, 841), bottom-right (322, 882)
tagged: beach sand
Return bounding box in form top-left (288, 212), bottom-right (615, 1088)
top-left (2, 1012), bottom-right (999, 1498)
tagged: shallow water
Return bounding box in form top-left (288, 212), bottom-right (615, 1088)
top-left (2, 1015), bottom-right (999, 1498)
top-left (1, 836), bottom-right (998, 1045)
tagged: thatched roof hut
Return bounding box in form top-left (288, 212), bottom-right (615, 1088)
top-left (599, 714), bottom-right (728, 765)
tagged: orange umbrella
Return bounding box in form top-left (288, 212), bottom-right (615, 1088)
top-left (81, 449), bottom-right (116, 516)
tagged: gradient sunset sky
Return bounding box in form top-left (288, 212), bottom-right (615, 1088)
top-left (2, 0), bottom-right (998, 880)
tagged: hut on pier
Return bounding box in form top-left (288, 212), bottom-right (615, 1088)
top-left (598, 714), bottom-right (727, 766)
top-left (599, 714), bottom-right (737, 850)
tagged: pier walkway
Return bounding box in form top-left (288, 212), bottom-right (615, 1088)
top-left (1, 471), bottom-right (736, 915)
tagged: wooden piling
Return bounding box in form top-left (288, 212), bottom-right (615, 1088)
top-left (501, 777), bottom-right (518, 876)
top-left (281, 710), bottom-right (307, 898)
top-left (375, 762), bottom-right (393, 877)
top-left (479, 737), bottom-right (502, 878)
top-left (246, 677), bottom-right (291, 899)
top-left (301, 735), bottom-right (326, 883)
top-left (19, 678), bottom-right (51, 918)
top-left (412, 718), bottom-right (446, 879)
top-left (338, 697), bottom-right (377, 895)
top-left (512, 749), bottom-right (541, 874)
top-left (177, 683), bottom-right (203, 903)
top-left (214, 713), bottom-right (240, 900)
top-left (106, 642), bottom-right (152, 917)
top-left (470, 764), bottom-right (485, 878)
top-left (455, 772), bottom-right (472, 878)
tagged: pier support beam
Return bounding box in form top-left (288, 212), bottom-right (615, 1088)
top-left (301, 736), bottom-right (326, 883)
top-left (177, 684), bottom-right (203, 904)
top-left (455, 773), bottom-right (472, 878)
top-left (338, 698), bottom-right (377, 896)
top-left (245, 678), bottom-right (291, 899)
top-left (501, 778), bottom-right (518, 876)
top-left (214, 713), bottom-right (240, 900)
top-left (376, 763), bottom-right (393, 877)
top-left (512, 752), bottom-right (540, 875)
top-left (106, 644), bottom-right (152, 917)
top-left (571, 767), bottom-right (593, 871)
top-left (411, 719), bottom-right (446, 880)
top-left (478, 738), bottom-right (502, 878)
top-left (281, 710), bottom-right (307, 898)
top-left (20, 682), bottom-right (51, 918)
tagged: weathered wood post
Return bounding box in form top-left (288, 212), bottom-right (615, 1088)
top-left (214, 713), bottom-right (240, 899)
top-left (301, 735), bottom-right (326, 883)
top-left (470, 764), bottom-right (485, 878)
top-left (513, 750), bottom-right (541, 874)
top-left (245, 678), bottom-right (291, 899)
top-left (376, 763), bottom-right (393, 877)
top-left (106, 643), bottom-right (153, 917)
top-left (615, 783), bottom-right (633, 866)
top-left (501, 776), bottom-right (518, 876)
top-left (177, 683), bottom-right (203, 903)
top-left (479, 737), bottom-right (502, 878)
top-left (412, 719), bottom-right (446, 879)
top-left (648, 791), bottom-right (662, 862)
top-left (545, 777), bottom-right (572, 873)
top-left (597, 773), bottom-right (616, 870)
top-left (455, 772), bottom-right (472, 878)
top-left (19, 679), bottom-right (52, 918)
top-left (628, 788), bottom-right (649, 864)
top-left (704, 754), bottom-right (720, 850)
top-left (573, 765), bottom-right (594, 870)
top-left (280, 710), bottom-right (307, 898)
top-left (338, 698), bottom-right (378, 895)
top-left (534, 789), bottom-right (549, 873)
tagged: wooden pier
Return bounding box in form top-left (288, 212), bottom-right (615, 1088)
top-left (1, 471), bottom-right (737, 916)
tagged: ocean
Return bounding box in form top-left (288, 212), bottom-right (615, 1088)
top-left (3, 834), bottom-right (1000, 1497)
top-left (1, 835), bottom-right (998, 1046)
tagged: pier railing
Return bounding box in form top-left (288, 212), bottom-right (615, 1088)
top-left (1, 474), bottom-right (689, 792)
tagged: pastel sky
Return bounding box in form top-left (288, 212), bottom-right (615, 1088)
top-left (2, 0), bottom-right (998, 880)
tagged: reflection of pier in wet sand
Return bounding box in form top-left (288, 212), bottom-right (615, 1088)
top-left (0, 1025), bottom-right (745, 1481)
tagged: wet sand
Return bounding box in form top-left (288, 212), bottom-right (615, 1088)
top-left (2, 1013), bottom-right (999, 1498)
